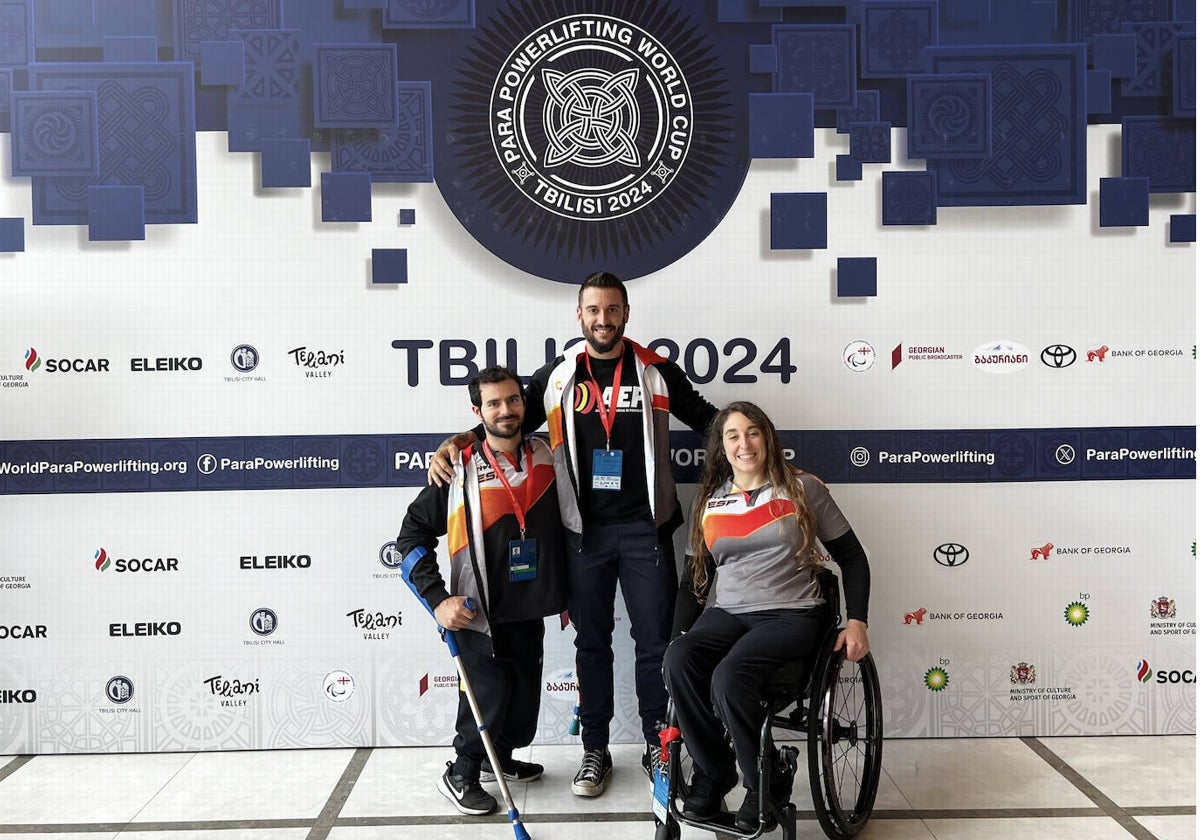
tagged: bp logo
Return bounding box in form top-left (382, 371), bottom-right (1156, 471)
top-left (441, 0), bottom-right (744, 282)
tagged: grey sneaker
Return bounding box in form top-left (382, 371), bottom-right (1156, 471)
top-left (480, 757), bottom-right (544, 783)
top-left (571, 748), bottom-right (613, 796)
top-left (437, 761), bottom-right (498, 816)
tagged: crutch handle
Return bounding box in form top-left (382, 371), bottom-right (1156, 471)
top-left (399, 545), bottom-right (463, 656)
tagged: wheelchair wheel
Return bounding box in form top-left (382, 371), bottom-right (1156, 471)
top-left (807, 648), bottom-right (883, 838)
top-left (653, 816), bottom-right (681, 840)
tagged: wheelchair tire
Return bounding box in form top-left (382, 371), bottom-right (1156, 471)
top-left (807, 648), bottom-right (883, 838)
top-left (653, 815), bottom-right (681, 840)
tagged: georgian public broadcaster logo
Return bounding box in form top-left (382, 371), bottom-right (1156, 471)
top-left (933, 543), bottom-right (969, 567)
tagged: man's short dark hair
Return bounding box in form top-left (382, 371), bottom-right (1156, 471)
top-left (578, 271), bottom-right (628, 307)
top-left (468, 365), bottom-right (523, 407)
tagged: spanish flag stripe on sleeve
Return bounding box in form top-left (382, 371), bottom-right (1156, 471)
top-left (546, 405), bottom-right (564, 449)
top-left (447, 506), bottom-right (468, 556)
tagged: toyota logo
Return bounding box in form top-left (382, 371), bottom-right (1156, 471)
top-left (933, 543), bottom-right (970, 567)
top-left (1041, 344), bottom-right (1076, 368)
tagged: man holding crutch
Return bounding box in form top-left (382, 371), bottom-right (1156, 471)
top-left (397, 366), bottom-right (569, 816)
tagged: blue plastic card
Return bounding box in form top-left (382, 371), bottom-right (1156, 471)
top-left (592, 449), bottom-right (623, 491)
top-left (509, 538), bottom-right (537, 582)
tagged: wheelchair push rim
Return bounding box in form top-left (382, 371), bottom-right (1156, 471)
top-left (807, 648), bottom-right (883, 838)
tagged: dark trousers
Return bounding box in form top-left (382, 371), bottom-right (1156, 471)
top-left (567, 519), bottom-right (678, 748)
top-left (662, 606), bottom-right (825, 787)
top-left (452, 618), bottom-right (545, 776)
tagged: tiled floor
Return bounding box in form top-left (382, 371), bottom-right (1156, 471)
top-left (0, 736), bottom-right (1193, 839)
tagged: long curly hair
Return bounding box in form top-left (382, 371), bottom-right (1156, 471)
top-left (687, 401), bottom-right (819, 594)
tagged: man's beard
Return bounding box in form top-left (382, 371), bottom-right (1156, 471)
top-left (584, 323), bottom-right (625, 356)
top-left (484, 417), bottom-right (521, 439)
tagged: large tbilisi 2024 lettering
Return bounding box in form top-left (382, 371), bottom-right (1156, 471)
top-left (389, 336), bottom-right (798, 386)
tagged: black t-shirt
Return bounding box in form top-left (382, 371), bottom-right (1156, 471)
top-left (574, 344), bottom-right (652, 524)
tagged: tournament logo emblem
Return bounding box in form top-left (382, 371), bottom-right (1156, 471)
top-left (438, 1), bottom-right (743, 282)
top-left (324, 669), bottom-right (355, 703)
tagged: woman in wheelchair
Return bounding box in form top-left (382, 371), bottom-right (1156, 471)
top-left (662, 401), bottom-right (871, 832)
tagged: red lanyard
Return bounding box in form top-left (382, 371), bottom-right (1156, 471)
top-left (582, 351), bottom-right (624, 449)
top-left (481, 440), bottom-right (535, 539)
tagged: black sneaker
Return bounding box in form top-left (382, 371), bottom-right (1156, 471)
top-left (681, 768), bottom-right (737, 820)
top-left (571, 748), bottom-right (613, 796)
top-left (480, 757), bottom-right (544, 783)
top-left (640, 742), bottom-right (665, 784)
top-left (437, 761), bottom-right (498, 816)
top-left (735, 787), bottom-right (773, 833)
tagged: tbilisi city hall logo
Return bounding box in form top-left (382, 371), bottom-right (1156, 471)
top-left (440, 1), bottom-right (742, 282)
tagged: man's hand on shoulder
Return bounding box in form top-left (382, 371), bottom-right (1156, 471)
top-left (427, 431), bottom-right (478, 486)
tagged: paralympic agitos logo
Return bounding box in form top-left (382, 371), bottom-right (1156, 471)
top-left (435, 0), bottom-right (747, 282)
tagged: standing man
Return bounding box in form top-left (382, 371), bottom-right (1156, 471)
top-left (430, 272), bottom-right (717, 797)
top-left (398, 366), bottom-right (567, 816)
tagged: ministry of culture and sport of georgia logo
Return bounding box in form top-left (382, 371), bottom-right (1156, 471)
top-left (924, 666), bottom-right (949, 692)
top-left (440, 0), bottom-right (741, 282)
top-left (1010, 662), bottom-right (1036, 685)
top-left (1151, 596), bottom-right (1177, 619)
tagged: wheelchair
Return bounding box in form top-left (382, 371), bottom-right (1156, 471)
top-left (651, 568), bottom-right (883, 840)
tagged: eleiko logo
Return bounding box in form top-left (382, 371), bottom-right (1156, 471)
top-left (933, 543), bottom-right (969, 567)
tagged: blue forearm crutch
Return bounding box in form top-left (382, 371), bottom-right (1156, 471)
top-left (400, 546), bottom-right (532, 840)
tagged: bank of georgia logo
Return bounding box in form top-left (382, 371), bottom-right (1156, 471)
top-left (441, 1), bottom-right (741, 282)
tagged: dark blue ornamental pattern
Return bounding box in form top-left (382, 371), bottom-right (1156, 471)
top-left (0, 0), bottom-right (1190, 265)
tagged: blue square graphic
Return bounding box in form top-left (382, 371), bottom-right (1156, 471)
top-left (770, 192), bottom-right (827, 250)
top-left (1068, 0), bottom-right (1173, 43)
top-left (29, 63), bottom-right (198, 226)
top-left (260, 139), bottom-right (311, 188)
top-left (907, 74), bottom-right (991, 159)
top-left (331, 82), bottom-right (434, 182)
top-left (1169, 214), bottom-right (1196, 242)
top-left (0, 1), bottom-right (33, 66)
top-left (11, 91), bottom-right (100, 177)
top-left (837, 90), bottom-right (880, 134)
top-left (861, 1), bottom-right (937, 78)
top-left (1099, 176), bottom-right (1150, 227)
top-left (87, 184), bottom-right (145, 241)
top-left (748, 92), bottom-right (814, 158)
top-left (928, 45), bottom-right (1087, 206)
top-left (1121, 22), bottom-right (1196, 98)
top-left (882, 171), bottom-right (937, 225)
top-left (174, 0), bottom-right (282, 60)
top-left (102, 36), bottom-right (158, 62)
top-left (1174, 35), bottom-right (1196, 116)
top-left (321, 171), bottom-right (372, 222)
top-left (1121, 116), bottom-right (1197, 193)
top-left (749, 44), bottom-right (778, 74)
top-left (849, 122), bottom-right (892, 163)
top-left (1087, 69), bottom-right (1113, 115)
top-left (1092, 33), bottom-right (1137, 78)
top-left (772, 25), bottom-right (857, 109)
top-left (200, 41), bottom-right (246, 87)
top-left (372, 248), bottom-right (408, 283)
top-left (0, 69), bottom-right (10, 117)
top-left (383, 0), bottom-right (474, 28)
top-left (837, 258), bottom-right (877, 297)
top-left (398, 208), bottom-right (416, 225)
top-left (0, 217), bottom-right (24, 251)
top-left (314, 44), bottom-right (399, 129)
top-left (228, 30), bottom-right (302, 104)
top-left (836, 154), bottom-right (863, 181)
